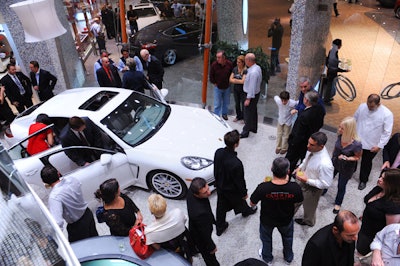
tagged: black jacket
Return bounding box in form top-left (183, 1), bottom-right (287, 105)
top-left (30, 69), bottom-right (57, 101)
top-left (214, 147), bottom-right (247, 199)
top-left (96, 65), bottom-right (122, 88)
top-left (186, 190), bottom-right (216, 253)
top-left (383, 133), bottom-right (400, 167)
top-left (60, 117), bottom-right (104, 166)
top-left (1, 72), bottom-right (32, 103)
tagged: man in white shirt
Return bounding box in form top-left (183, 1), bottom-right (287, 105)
top-left (294, 132), bottom-right (334, 227)
top-left (240, 53), bottom-right (262, 138)
top-left (40, 165), bottom-right (98, 242)
top-left (354, 94), bottom-right (393, 190)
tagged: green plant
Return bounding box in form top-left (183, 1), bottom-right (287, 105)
top-left (210, 41), bottom-right (270, 82)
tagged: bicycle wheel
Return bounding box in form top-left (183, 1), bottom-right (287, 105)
top-left (334, 75), bottom-right (356, 102)
top-left (380, 82), bottom-right (400, 100)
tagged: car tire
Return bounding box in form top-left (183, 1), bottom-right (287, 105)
top-left (396, 8), bottom-right (400, 18)
top-left (147, 170), bottom-right (187, 199)
top-left (163, 49), bottom-right (177, 65)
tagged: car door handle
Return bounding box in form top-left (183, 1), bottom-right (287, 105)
top-left (25, 169), bottom-right (39, 176)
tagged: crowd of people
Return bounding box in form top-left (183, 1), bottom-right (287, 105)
top-left (1, 2), bottom-right (399, 265)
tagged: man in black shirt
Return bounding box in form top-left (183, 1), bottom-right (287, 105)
top-left (302, 210), bottom-right (360, 266)
top-left (187, 178), bottom-right (220, 266)
top-left (214, 130), bottom-right (257, 236)
top-left (250, 157), bottom-right (303, 265)
top-left (127, 5), bottom-right (138, 35)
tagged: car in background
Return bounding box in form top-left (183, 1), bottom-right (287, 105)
top-left (395, 0), bottom-right (400, 18)
top-left (377, 0), bottom-right (396, 8)
top-left (0, 142), bottom-right (80, 266)
top-left (5, 87), bottom-right (230, 204)
top-left (71, 235), bottom-right (191, 266)
top-left (130, 20), bottom-right (217, 65)
top-left (128, 2), bottom-right (162, 34)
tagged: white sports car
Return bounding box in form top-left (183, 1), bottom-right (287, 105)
top-left (5, 87), bottom-right (230, 204)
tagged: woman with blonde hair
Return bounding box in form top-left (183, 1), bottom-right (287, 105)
top-left (332, 116), bottom-right (362, 213)
top-left (145, 194), bottom-right (194, 262)
top-left (229, 55), bottom-right (247, 122)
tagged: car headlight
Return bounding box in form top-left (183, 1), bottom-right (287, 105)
top-left (209, 111), bottom-right (229, 128)
top-left (181, 156), bottom-right (213, 170)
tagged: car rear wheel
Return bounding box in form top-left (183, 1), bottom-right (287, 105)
top-left (396, 8), bottom-right (400, 18)
top-left (163, 49), bottom-right (177, 65)
top-left (147, 170), bottom-right (187, 199)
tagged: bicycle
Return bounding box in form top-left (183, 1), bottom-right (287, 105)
top-left (380, 82), bottom-right (400, 100)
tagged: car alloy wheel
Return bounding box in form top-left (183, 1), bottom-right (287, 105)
top-left (163, 49), bottom-right (177, 65)
top-left (147, 170), bottom-right (187, 199)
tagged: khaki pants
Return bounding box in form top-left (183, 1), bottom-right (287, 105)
top-left (294, 182), bottom-right (323, 226)
top-left (276, 123), bottom-right (291, 150)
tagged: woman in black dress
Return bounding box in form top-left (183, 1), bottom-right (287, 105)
top-left (356, 168), bottom-right (400, 256)
top-left (95, 178), bottom-right (143, 236)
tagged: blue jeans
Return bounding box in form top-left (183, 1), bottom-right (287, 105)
top-left (214, 86), bottom-right (231, 116)
top-left (259, 220), bottom-right (294, 263)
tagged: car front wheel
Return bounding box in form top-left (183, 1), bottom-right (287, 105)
top-left (147, 170), bottom-right (187, 199)
top-left (163, 49), bottom-right (177, 65)
top-left (396, 8), bottom-right (400, 19)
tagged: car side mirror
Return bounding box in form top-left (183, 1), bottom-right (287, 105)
top-left (100, 154), bottom-right (112, 165)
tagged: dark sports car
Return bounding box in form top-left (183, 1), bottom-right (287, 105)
top-left (130, 20), bottom-right (216, 65)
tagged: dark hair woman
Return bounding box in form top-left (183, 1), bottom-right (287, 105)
top-left (26, 113), bottom-right (54, 155)
top-left (95, 178), bottom-right (143, 236)
top-left (356, 168), bottom-right (400, 257)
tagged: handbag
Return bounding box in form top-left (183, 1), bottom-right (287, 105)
top-left (129, 223), bottom-right (154, 260)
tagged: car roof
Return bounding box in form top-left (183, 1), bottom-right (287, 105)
top-left (134, 3), bottom-right (155, 8)
top-left (29, 87), bottom-right (132, 124)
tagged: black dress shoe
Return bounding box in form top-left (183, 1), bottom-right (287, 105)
top-left (240, 132), bottom-right (249, 139)
top-left (216, 222), bottom-right (229, 236)
top-left (250, 130), bottom-right (257, 133)
top-left (222, 115), bottom-right (228, 120)
top-left (358, 182), bottom-right (366, 190)
top-left (333, 208), bottom-right (340, 214)
top-left (242, 206), bottom-right (258, 217)
top-left (294, 218), bottom-right (312, 226)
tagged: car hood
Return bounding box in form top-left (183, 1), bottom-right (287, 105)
top-left (136, 105), bottom-right (230, 158)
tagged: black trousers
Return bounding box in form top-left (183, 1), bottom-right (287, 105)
top-left (242, 92), bottom-right (260, 135)
top-left (0, 102), bottom-right (16, 124)
top-left (359, 149), bottom-right (378, 183)
top-left (67, 208), bottom-right (98, 243)
top-left (216, 193), bottom-right (252, 230)
top-left (285, 142), bottom-right (308, 174)
top-left (199, 249), bottom-right (220, 266)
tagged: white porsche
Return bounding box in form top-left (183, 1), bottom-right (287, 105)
top-left (5, 87), bottom-right (230, 204)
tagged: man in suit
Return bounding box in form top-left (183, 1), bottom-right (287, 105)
top-left (140, 49), bottom-right (164, 90)
top-left (285, 90), bottom-right (325, 173)
top-left (122, 58), bottom-right (146, 93)
top-left (96, 57), bottom-right (122, 88)
top-left (0, 63), bottom-right (33, 113)
top-left (214, 130), bottom-right (257, 236)
top-left (187, 177), bottom-right (220, 266)
top-left (302, 210), bottom-right (360, 266)
top-left (60, 116), bottom-right (104, 166)
top-left (29, 60), bottom-right (57, 101)
top-left (382, 132), bottom-right (400, 169)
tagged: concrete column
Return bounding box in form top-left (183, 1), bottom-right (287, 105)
top-left (216, 0), bottom-right (247, 50)
top-left (1, 0), bottom-right (86, 95)
top-left (286, 0), bottom-right (331, 96)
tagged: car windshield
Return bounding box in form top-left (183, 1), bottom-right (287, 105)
top-left (0, 143), bottom-right (78, 265)
top-left (101, 92), bottom-right (170, 147)
top-left (135, 7), bottom-right (157, 17)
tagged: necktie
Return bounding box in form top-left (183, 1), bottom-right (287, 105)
top-left (78, 131), bottom-right (89, 146)
top-left (104, 67), bottom-right (113, 82)
top-left (302, 153), bottom-right (314, 171)
top-left (12, 75), bottom-right (25, 95)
